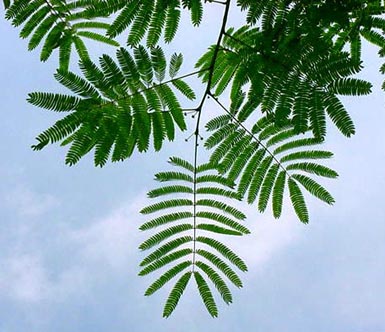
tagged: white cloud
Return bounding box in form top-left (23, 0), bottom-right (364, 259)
top-left (71, 192), bottom-right (304, 273)
top-left (220, 202), bottom-right (305, 270)
top-left (3, 186), bottom-right (59, 218)
top-left (0, 194), bottom-right (147, 304)
top-left (0, 254), bottom-right (49, 302)
top-left (0, 188), bottom-right (305, 307)
top-left (0, 253), bottom-right (88, 304)
top-left (69, 194), bottom-right (147, 269)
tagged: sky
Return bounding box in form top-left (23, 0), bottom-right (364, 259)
top-left (1, 3), bottom-right (385, 332)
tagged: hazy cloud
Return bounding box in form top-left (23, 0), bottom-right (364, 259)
top-left (3, 186), bottom-right (59, 218)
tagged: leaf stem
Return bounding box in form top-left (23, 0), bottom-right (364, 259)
top-left (208, 92), bottom-right (291, 177)
top-left (192, 0), bottom-right (232, 272)
top-left (95, 68), bottom-right (209, 110)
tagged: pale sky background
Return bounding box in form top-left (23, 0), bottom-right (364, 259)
top-left (1, 4), bottom-right (385, 332)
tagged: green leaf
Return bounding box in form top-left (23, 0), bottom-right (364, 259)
top-left (205, 115), bottom-right (231, 131)
top-left (40, 22), bottom-right (65, 62)
top-left (288, 178), bottom-right (309, 223)
top-left (196, 249), bottom-right (243, 287)
top-left (139, 212), bottom-right (193, 230)
top-left (54, 69), bottom-right (100, 99)
top-left (272, 171), bottom-right (286, 219)
top-left (286, 163), bottom-right (338, 178)
top-left (196, 187), bottom-right (241, 200)
top-left (247, 155), bottom-right (273, 204)
top-left (163, 272), bottom-right (192, 318)
top-left (155, 171), bottom-right (193, 183)
top-left (147, 185), bottom-right (193, 198)
top-left (292, 174), bottom-right (335, 205)
top-left (195, 261), bottom-right (232, 304)
top-left (140, 236), bottom-right (193, 266)
top-left (325, 94), bottom-right (355, 137)
top-left (19, 5), bottom-right (49, 38)
top-left (140, 199), bottom-right (193, 214)
top-left (194, 271), bottom-right (218, 318)
top-left (139, 224), bottom-right (193, 250)
top-left (164, 5), bottom-right (180, 43)
top-left (196, 174), bottom-right (235, 187)
top-left (169, 53), bottom-right (183, 78)
top-left (107, 1), bottom-right (141, 38)
top-left (197, 224), bottom-right (243, 236)
top-left (151, 46), bottom-right (167, 81)
top-left (280, 150), bottom-right (333, 163)
top-left (145, 261), bottom-right (192, 296)
top-left (168, 156), bottom-right (194, 172)
top-left (196, 199), bottom-right (246, 220)
top-left (196, 236), bottom-right (247, 272)
top-left (139, 248), bottom-right (193, 276)
top-left (196, 211), bottom-right (250, 234)
top-left (3, 0), bottom-right (10, 9)
top-left (172, 79), bottom-right (196, 100)
top-left (258, 163), bottom-right (280, 212)
top-left (28, 92), bottom-right (80, 112)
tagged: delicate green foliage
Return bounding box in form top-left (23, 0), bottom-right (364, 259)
top-left (140, 199), bottom-right (193, 214)
top-left (205, 115), bottom-right (337, 222)
top-left (148, 185), bottom-right (194, 198)
top-left (196, 236), bottom-right (247, 272)
top-left (194, 271), bottom-right (218, 317)
top-left (196, 211), bottom-right (250, 234)
top-left (169, 53), bottom-right (184, 78)
top-left (288, 178), bottom-right (309, 223)
top-left (272, 171), bottom-right (286, 218)
top-left (2, 0), bottom-right (10, 9)
top-left (29, 47), bottom-right (195, 166)
top-left (196, 249), bottom-right (243, 288)
top-left (238, 0), bottom-right (385, 77)
top-left (28, 92), bottom-right (81, 112)
top-left (292, 174), bottom-right (335, 205)
top-left (140, 236), bottom-right (193, 267)
top-left (196, 24), bottom-right (374, 138)
top-left (140, 212), bottom-right (194, 230)
top-left (145, 261), bottom-right (192, 296)
top-left (100, 0), bottom-right (204, 46)
top-left (196, 199), bottom-right (246, 220)
top-left (195, 261), bottom-right (232, 304)
top-left (139, 248), bottom-right (193, 276)
top-left (163, 272), bottom-right (192, 318)
top-left (5, 0), bottom-right (120, 70)
top-left (196, 223), bottom-right (243, 236)
top-left (139, 157), bottom-right (248, 317)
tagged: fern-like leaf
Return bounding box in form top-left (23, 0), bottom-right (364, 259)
top-left (139, 157), bottom-right (248, 316)
top-left (6, 0), bottom-right (120, 69)
top-left (194, 271), bottom-right (218, 317)
top-left (205, 113), bottom-right (337, 222)
top-left (30, 48), bottom-right (194, 165)
top-left (163, 272), bottom-right (192, 318)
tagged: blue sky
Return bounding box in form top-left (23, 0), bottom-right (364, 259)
top-left (1, 4), bottom-right (385, 332)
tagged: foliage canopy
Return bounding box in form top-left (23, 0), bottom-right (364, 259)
top-left (4, 0), bottom-right (385, 317)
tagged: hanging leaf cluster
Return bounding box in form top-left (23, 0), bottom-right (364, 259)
top-left (5, 0), bottom-right (121, 70)
top-left (196, 25), bottom-right (372, 138)
top-left (238, 0), bottom-right (385, 88)
top-left (139, 157), bottom-right (248, 317)
top-left (28, 47), bottom-right (195, 166)
top-left (205, 113), bottom-right (337, 223)
top-left (87, 0), bottom-right (204, 47)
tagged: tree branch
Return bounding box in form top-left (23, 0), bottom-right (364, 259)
top-left (192, 0), bottom-right (232, 271)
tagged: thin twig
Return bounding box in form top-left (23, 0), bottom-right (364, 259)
top-left (192, 0), bottom-right (232, 271)
top-left (208, 91), bottom-right (291, 177)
